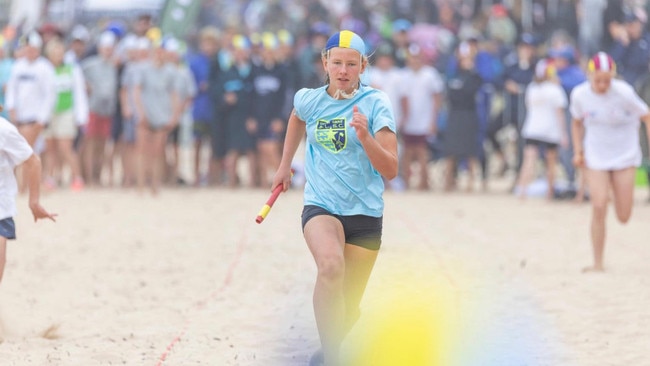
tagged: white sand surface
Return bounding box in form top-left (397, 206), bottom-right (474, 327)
top-left (0, 183), bottom-right (649, 365)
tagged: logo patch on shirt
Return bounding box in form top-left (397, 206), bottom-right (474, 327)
top-left (316, 118), bottom-right (347, 153)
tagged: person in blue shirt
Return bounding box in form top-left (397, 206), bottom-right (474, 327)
top-left (549, 45), bottom-right (587, 199)
top-left (187, 27), bottom-right (220, 186)
top-left (0, 36), bottom-right (13, 120)
top-left (609, 12), bottom-right (650, 85)
top-left (272, 30), bottom-right (398, 366)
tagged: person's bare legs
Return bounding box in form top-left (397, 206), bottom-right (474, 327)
top-left (415, 143), bottom-right (430, 190)
top-left (150, 130), bottom-right (168, 195)
top-left (545, 148), bottom-right (559, 200)
top-left (304, 215), bottom-right (346, 365)
top-left (57, 138), bottom-right (83, 186)
top-left (515, 145), bottom-right (538, 199)
top-left (0, 237), bottom-right (6, 284)
top-left (224, 151), bottom-right (242, 188)
top-left (610, 167), bottom-right (635, 224)
top-left (245, 150), bottom-right (259, 188)
top-left (400, 146), bottom-right (415, 189)
top-left (342, 244), bottom-right (378, 335)
top-left (466, 158), bottom-right (479, 193)
top-left (258, 140), bottom-right (281, 187)
top-left (444, 158), bottom-right (457, 192)
top-left (43, 138), bottom-right (58, 187)
top-left (135, 125), bottom-right (150, 194)
top-left (584, 169), bottom-right (610, 272)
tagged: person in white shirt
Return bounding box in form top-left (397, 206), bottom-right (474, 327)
top-left (399, 44), bottom-right (443, 190)
top-left (5, 31), bottom-right (56, 146)
top-left (0, 112), bottom-right (56, 286)
top-left (515, 59), bottom-right (568, 199)
top-left (570, 52), bottom-right (650, 272)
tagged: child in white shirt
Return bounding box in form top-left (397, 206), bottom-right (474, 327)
top-left (0, 112), bottom-right (56, 284)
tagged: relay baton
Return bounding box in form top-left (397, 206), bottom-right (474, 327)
top-left (255, 169), bottom-right (294, 224)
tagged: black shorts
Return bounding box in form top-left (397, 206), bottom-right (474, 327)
top-left (0, 217), bottom-right (16, 240)
top-left (301, 205), bottom-right (383, 250)
top-left (525, 138), bottom-right (558, 151)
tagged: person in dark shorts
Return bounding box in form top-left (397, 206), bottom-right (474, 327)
top-left (271, 30), bottom-right (398, 366)
top-left (0, 110), bottom-right (56, 285)
top-left (515, 59), bottom-right (568, 199)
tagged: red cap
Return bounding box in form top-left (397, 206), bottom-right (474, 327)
top-left (588, 52), bottom-right (616, 72)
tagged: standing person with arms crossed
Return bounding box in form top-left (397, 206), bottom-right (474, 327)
top-left (570, 52), bottom-right (650, 272)
top-left (271, 30), bottom-right (398, 366)
top-left (0, 106), bottom-right (56, 287)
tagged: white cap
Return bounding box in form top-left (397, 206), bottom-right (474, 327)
top-left (135, 37), bottom-right (152, 50)
top-left (98, 31), bottom-right (116, 48)
top-left (22, 31), bottom-right (43, 48)
top-left (70, 25), bottom-right (90, 42)
top-left (163, 38), bottom-right (180, 54)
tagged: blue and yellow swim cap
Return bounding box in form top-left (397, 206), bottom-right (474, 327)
top-left (325, 30), bottom-right (366, 56)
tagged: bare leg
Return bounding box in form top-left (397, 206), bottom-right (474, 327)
top-left (415, 144), bottom-right (430, 190)
top-left (610, 167), bottom-right (636, 224)
top-left (194, 139), bottom-right (203, 185)
top-left (150, 130), bottom-right (168, 195)
top-left (400, 146), bottom-right (414, 189)
top-left (584, 169), bottom-right (610, 272)
top-left (0, 237), bottom-right (6, 284)
top-left (444, 158), bottom-right (456, 192)
top-left (224, 151), bottom-right (240, 188)
top-left (304, 216), bottom-right (346, 365)
top-left (58, 138), bottom-right (83, 186)
top-left (342, 244), bottom-right (378, 335)
top-left (43, 138), bottom-right (58, 188)
top-left (136, 125), bottom-right (150, 194)
top-left (245, 150), bottom-right (258, 188)
top-left (545, 148), bottom-right (558, 200)
top-left (466, 158), bottom-right (479, 192)
top-left (515, 145), bottom-right (538, 199)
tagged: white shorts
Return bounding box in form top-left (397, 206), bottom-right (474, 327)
top-left (44, 110), bottom-right (77, 139)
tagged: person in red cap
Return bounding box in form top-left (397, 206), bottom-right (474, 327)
top-left (569, 52), bottom-right (650, 272)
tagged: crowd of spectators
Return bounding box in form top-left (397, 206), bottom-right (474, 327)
top-left (0, 0), bottom-right (649, 197)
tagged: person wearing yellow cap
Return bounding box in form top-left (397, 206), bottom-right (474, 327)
top-left (570, 52), bottom-right (650, 272)
top-left (271, 30), bottom-right (397, 366)
top-left (214, 34), bottom-right (257, 188)
top-left (248, 32), bottom-right (287, 188)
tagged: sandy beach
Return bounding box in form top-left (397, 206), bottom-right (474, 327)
top-left (0, 175), bottom-right (649, 365)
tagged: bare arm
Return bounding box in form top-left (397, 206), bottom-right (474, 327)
top-left (558, 107), bottom-right (568, 148)
top-left (350, 106), bottom-right (399, 179)
top-left (571, 117), bottom-right (585, 167)
top-left (22, 154), bottom-right (56, 222)
top-left (432, 92), bottom-right (442, 136)
top-left (272, 110), bottom-right (306, 191)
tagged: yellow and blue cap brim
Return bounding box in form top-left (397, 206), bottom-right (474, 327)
top-left (325, 30), bottom-right (365, 55)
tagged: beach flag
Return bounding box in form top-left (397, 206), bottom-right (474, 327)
top-left (159, 0), bottom-right (202, 40)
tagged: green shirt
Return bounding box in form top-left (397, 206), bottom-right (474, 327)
top-left (54, 64), bottom-right (74, 113)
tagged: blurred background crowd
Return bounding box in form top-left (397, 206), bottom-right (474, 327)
top-left (0, 0), bottom-right (649, 198)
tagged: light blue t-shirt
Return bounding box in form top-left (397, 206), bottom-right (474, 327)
top-left (294, 84), bottom-right (396, 217)
top-left (0, 58), bottom-right (14, 119)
